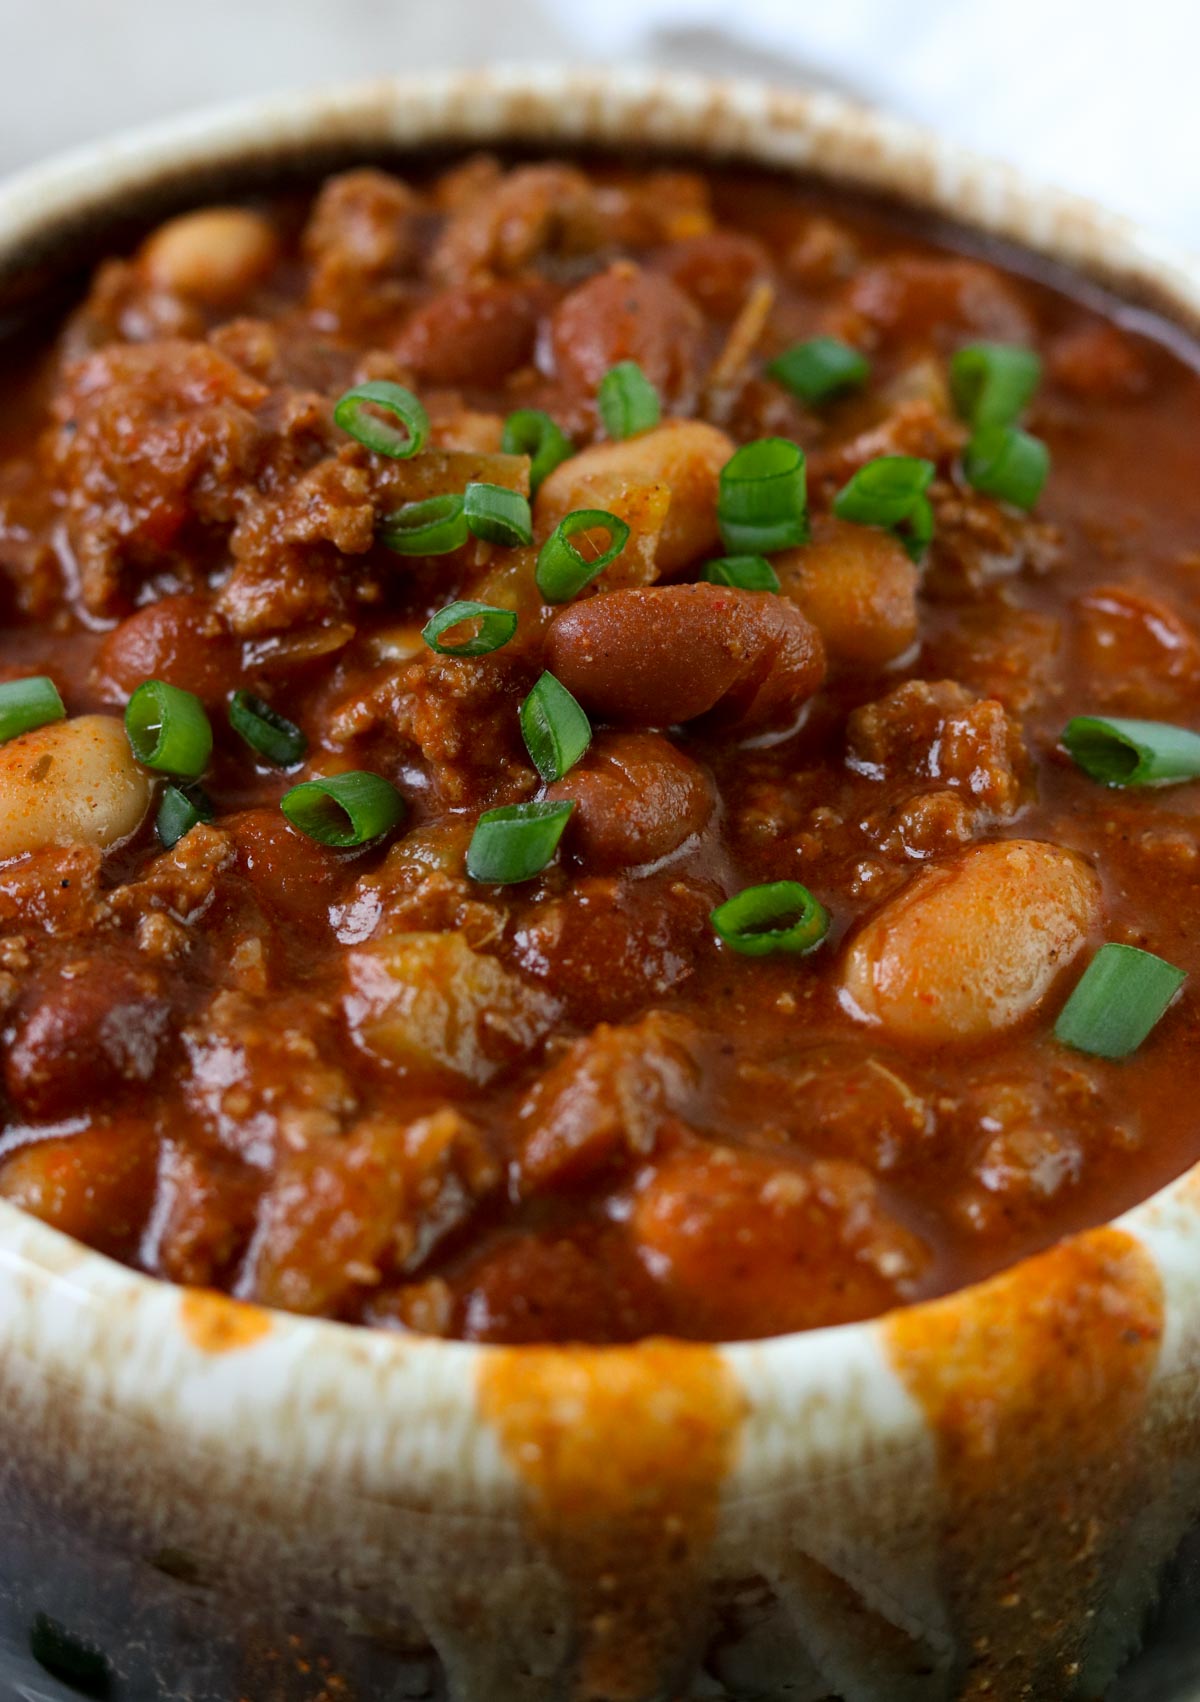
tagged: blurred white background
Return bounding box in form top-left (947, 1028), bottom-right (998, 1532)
top-left (2, 0), bottom-right (1196, 243)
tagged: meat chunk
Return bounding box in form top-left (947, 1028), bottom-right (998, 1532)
top-left (241, 1109), bottom-right (500, 1315)
top-left (517, 1011), bottom-right (706, 1192)
top-left (0, 1119), bottom-right (156, 1255)
top-left (49, 340), bottom-right (268, 612)
top-left (431, 163), bottom-right (604, 282)
top-left (183, 990), bottom-right (357, 1168)
top-left (303, 168), bottom-right (421, 325)
top-left (835, 255), bottom-right (1034, 351)
top-left (345, 933), bottom-right (557, 1084)
top-left (847, 679), bottom-right (1026, 816)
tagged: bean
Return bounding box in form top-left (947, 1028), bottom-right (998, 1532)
top-left (139, 208), bottom-right (280, 305)
top-left (92, 593), bottom-right (241, 707)
top-left (775, 515), bottom-right (919, 667)
top-left (395, 278), bottom-right (555, 387)
top-left (5, 955), bottom-right (170, 1120)
top-left (840, 840), bottom-right (1102, 1046)
top-left (535, 420), bottom-right (733, 580)
top-left (546, 731), bottom-right (715, 871)
top-left (0, 716), bottom-right (152, 860)
top-left (545, 584), bottom-right (825, 730)
top-left (631, 1146), bottom-right (928, 1337)
top-left (548, 263), bottom-right (704, 405)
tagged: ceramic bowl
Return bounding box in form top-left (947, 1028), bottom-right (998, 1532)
top-left (1, 67), bottom-right (1199, 1702)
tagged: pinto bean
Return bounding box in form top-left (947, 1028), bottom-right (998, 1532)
top-left (548, 263), bottom-right (704, 406)
top-left (0, 715), bottom-right (152, 860)
top-left (840, 840), bottom-right (1102, 1046)
top-left (535, 420), bottom-right (733, 580)
top-left (546, 732), bottom-right (714, 871)
top-left (139, 208), bottom-right (280, 305)
top-left (545, 584), bottom-right (825, 731)
top-left (775, 515), bottom-right (919, 667)
top-left (92, 593), bottom-right (241, 707)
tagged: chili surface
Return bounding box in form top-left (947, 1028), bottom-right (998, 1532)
top-left (0, 155), bottom-right (1197, 1342)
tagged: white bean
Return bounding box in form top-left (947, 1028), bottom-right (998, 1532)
top-left (775, 515), bottom-right (919, 666)
top-left (840, 839), bottom-right (1102, 1045)
top-left (535, 419), bottom-right (733, 579)
top-left (0, 715), bottom-right (152, 860)
top-left (139, 208), bottom-right (280, 304)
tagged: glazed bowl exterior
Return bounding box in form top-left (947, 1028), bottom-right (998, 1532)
top-left (0, 68), bottom-right (1199, 1702)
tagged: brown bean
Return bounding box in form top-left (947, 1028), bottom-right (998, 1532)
top-left (395, 278), bottom-right (555, 387)
top-left (5, 955), bottom-right (171, 1119)
top-left (548, 263), bottom-right (704, 405)
top-left (545, 584), bottom-right (825, 730)
top-left (227, 809), bottom-right (357, 923)
top-left (546, 732), bottom-right (714, 870)
top-left (92, 593), bottom-right (241, 707)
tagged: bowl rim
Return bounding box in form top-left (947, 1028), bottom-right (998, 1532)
top-left (1, 62), bottom-right (1198, 1395)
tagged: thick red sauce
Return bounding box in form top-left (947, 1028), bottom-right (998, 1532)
top-left (0, 156), bottom-right (1197, 1343)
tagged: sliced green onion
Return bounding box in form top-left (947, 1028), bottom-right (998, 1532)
top-left (766, 336), bottom-right (870, 405)
top-left (701, 554), bottom-right (781, 591)
top-left (536, 509), bottom-right (631, 603)
top-left (422, 600), bottom-right (518, 657)
top-left (520, 672), bottom-right (591, 784)
top-left (718, 438), bottom-right (809, 554)
top-left (1055, 943), bottom-right (1186, 1059)
top-left (379, 492), bottom-right (469, 556)
top-left (833, 455), bottom-right (936, 562)
top-left (597, 360), bottom-right (662, 440)
top-left (0, 675), bottom-right (65, 743)
top-left (962, 425), bottom-right (1049, 510)
top-left (30, 1612), bottom-right (111, 1696)
top-left (125, 680), bottom-right (212, 777)
top-left (156, 782), bottom-right (214, 850)
top-left (466, 799), bottom-right (574, 884)
top-left (464, 482), bottom-right (533, 548)
top-left (228, 691), bottom-right (307, 767)
top-left (1061, 716), bottom-right (1200, 787)
top-left (711, 880), bottom-right (829, 957)
top-left (333, 381), bottom-right (428, 459)
top-left (950, 343), bottom-right (1042, 430)
top-left (501, 408), bottom-right (574, 492)
top-left (281, 772), bottom-right (405, 847)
